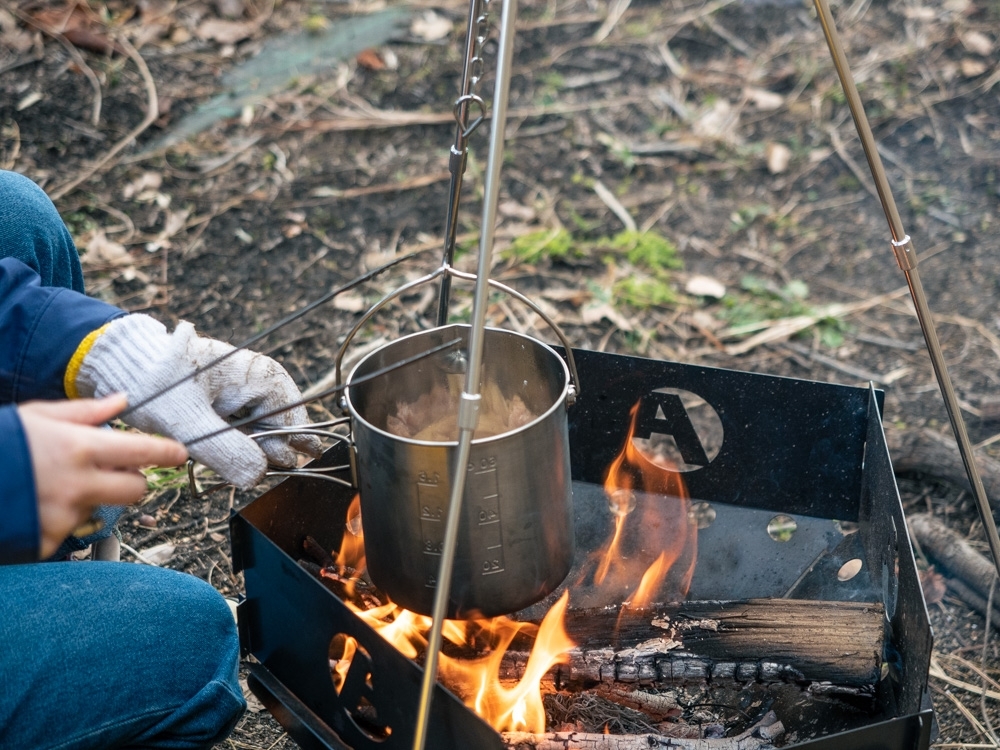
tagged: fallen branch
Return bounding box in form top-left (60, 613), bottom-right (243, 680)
top-left (885, 423), bottom-right (1000, 509)
top-left (502, 710), bottom-right (783, 749)
top-left (945, 577), bottom-right (1000, 631)
top-left (907, 513), bottom-right (998, 602)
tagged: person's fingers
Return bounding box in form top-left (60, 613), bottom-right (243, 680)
top-left (21, 393), bottom-right (128, 425)
top-left (87, 427), bottom-right (189, 471)
top-left (79, 467), bottom-right (151, 506)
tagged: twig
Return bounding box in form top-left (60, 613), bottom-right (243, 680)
top-left (282, 96), bottom-right (646, 134)
top-left (593, 180), bottom-right (637, 232)
top-left (591, 0), bottom-right (631, 44)
top-left (50, 34), bottom-right (158, 201)
top-left (120, 541), bottom-right (159, 565)
top-left (826, 126), bottom-right (880, 201)
top-left (930, 683), bottom-right (998, 745)
top-left (779, 341), bottom-right (892, 384)
top-left (288, 171), bottom-right (451, 207)
top-left (720, 287), bottom-right (909, 356)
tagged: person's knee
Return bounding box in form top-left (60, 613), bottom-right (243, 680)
top-left (0, 170), bottom-right (84, 291)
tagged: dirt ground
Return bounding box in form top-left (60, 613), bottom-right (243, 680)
top-left (3, 0), bottom-right (1000, 745)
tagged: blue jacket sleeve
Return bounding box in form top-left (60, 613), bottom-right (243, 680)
top-left (0, 405), bottom-right (39, 564)
top-left (0, 257), bottom-right (125, 564)
top-left (0, 257), bottom-right (124, 403)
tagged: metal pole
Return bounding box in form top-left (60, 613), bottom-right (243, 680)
top-left (410, 0), bottom-right (519, 746)
top-left (812, 0), bottom-right (1000, 579)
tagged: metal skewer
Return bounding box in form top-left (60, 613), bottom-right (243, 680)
top-left (411, 0), bottom-right (519, 746)
top-left (812, 0), bottom-right (1000, 580)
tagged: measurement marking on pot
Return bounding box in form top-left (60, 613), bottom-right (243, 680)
top-left (417, 480), bottom-right (446, 557)
top-left (469, 466), bottom-right (505, 575)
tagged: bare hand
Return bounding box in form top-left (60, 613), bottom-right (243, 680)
top-left (18, 394), bottom-right (189, 558)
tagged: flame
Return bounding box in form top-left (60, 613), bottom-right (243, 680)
top-left (592, 401), bottom-right (698, 609)
top-left (324, 398), bottom-right (696, 733)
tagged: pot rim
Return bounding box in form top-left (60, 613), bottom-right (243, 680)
top-left (344, 323), bottom-right (571, 447)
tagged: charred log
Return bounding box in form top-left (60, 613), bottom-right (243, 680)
top-left (502, 599), bottom-right (883, 689)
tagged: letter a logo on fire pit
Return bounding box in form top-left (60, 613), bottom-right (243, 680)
top-left (632, 388), bottom-right (723, 472)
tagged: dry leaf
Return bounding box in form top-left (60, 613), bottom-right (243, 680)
top-left (960, 58), bottom-right (988, 78)
top-left (146, 208), bottom-right (190, 252)
top-left (540, 287), bottom-right (591, 307)
top-left (141, 542), bottom-right (176, 566)
top-left (808, 147), bottom-right (833, 163)
top-left (744, 87), bottom-right (784, 111)
top-left (356, 48), bottom-right (386, 70)
top-left (685, 275), bottom-right (726, 299)
top-left (195, 18), bottom-right (257, 44)
top-left (765, 142), bottom-right (792, 174)
top-left (333, 291), bottom-right (367, 312)
top-left (16, 92), bottom-right (42, 111)
top-left (919, 566), bottom-right (947, 605)
top-left (410, 11), bottom-right (452, 42)
top-left (0, 9), bottom-right (36, 53)
top-left (85, 232), bottom-right (132, 266)
top-left (123, 171), bottom-right (163, 200)
top-left (960, 30), bottom-right (993, 56)
top-left (692, 99), bottom-right (741, 144)
top-left (581, 302), bottom-right (634, 331)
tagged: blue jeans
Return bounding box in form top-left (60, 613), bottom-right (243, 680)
top-left (0, 563), bottom-right (245, 749)
top-left (0, 170), bottom-right (247, 747)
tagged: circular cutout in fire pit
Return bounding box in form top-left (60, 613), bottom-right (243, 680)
top-left (766, 514), bottom-right (798, 542)
top-left (837, 558), bottom-right (864, 581)
top-left (689, 500), bottom-right (717, 530)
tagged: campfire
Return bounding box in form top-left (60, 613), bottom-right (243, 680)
top-left (231, 349), bottom-right (933, 750)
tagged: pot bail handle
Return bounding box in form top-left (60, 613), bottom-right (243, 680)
top-left (332, 265), bottom-right (580, 405)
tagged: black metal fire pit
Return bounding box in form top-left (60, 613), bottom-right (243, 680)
top-left (230, 347), bottom-right (934, 750)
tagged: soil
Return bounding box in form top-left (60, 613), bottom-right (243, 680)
top-left (3, 0), bottom-right (1000, 746)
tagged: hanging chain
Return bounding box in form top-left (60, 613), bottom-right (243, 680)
top-left (453, 0), bottom-right (494, 138)
top-left (435, 0), bottom-right (497, 325)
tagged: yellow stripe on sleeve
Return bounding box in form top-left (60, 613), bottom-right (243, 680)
top-left (64, 323), bottom-right (111, 399)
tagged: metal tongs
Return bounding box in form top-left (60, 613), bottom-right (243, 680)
top-left (813, 0), bottom-right (1000, 580)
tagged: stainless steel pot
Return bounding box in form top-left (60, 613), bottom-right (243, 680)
top-left (343, 323), bottom-right (574, 618)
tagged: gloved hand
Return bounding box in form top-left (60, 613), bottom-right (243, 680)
top-left (69, 314), bottom-right (323, 489)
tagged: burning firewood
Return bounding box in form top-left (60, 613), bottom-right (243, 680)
top-left (501, 599), bottom-right (884, 690)
top-left (501, 709), bottom-right (784, 749)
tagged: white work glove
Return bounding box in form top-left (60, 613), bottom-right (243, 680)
top-left (73, 314), bottom-right (322, 489)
